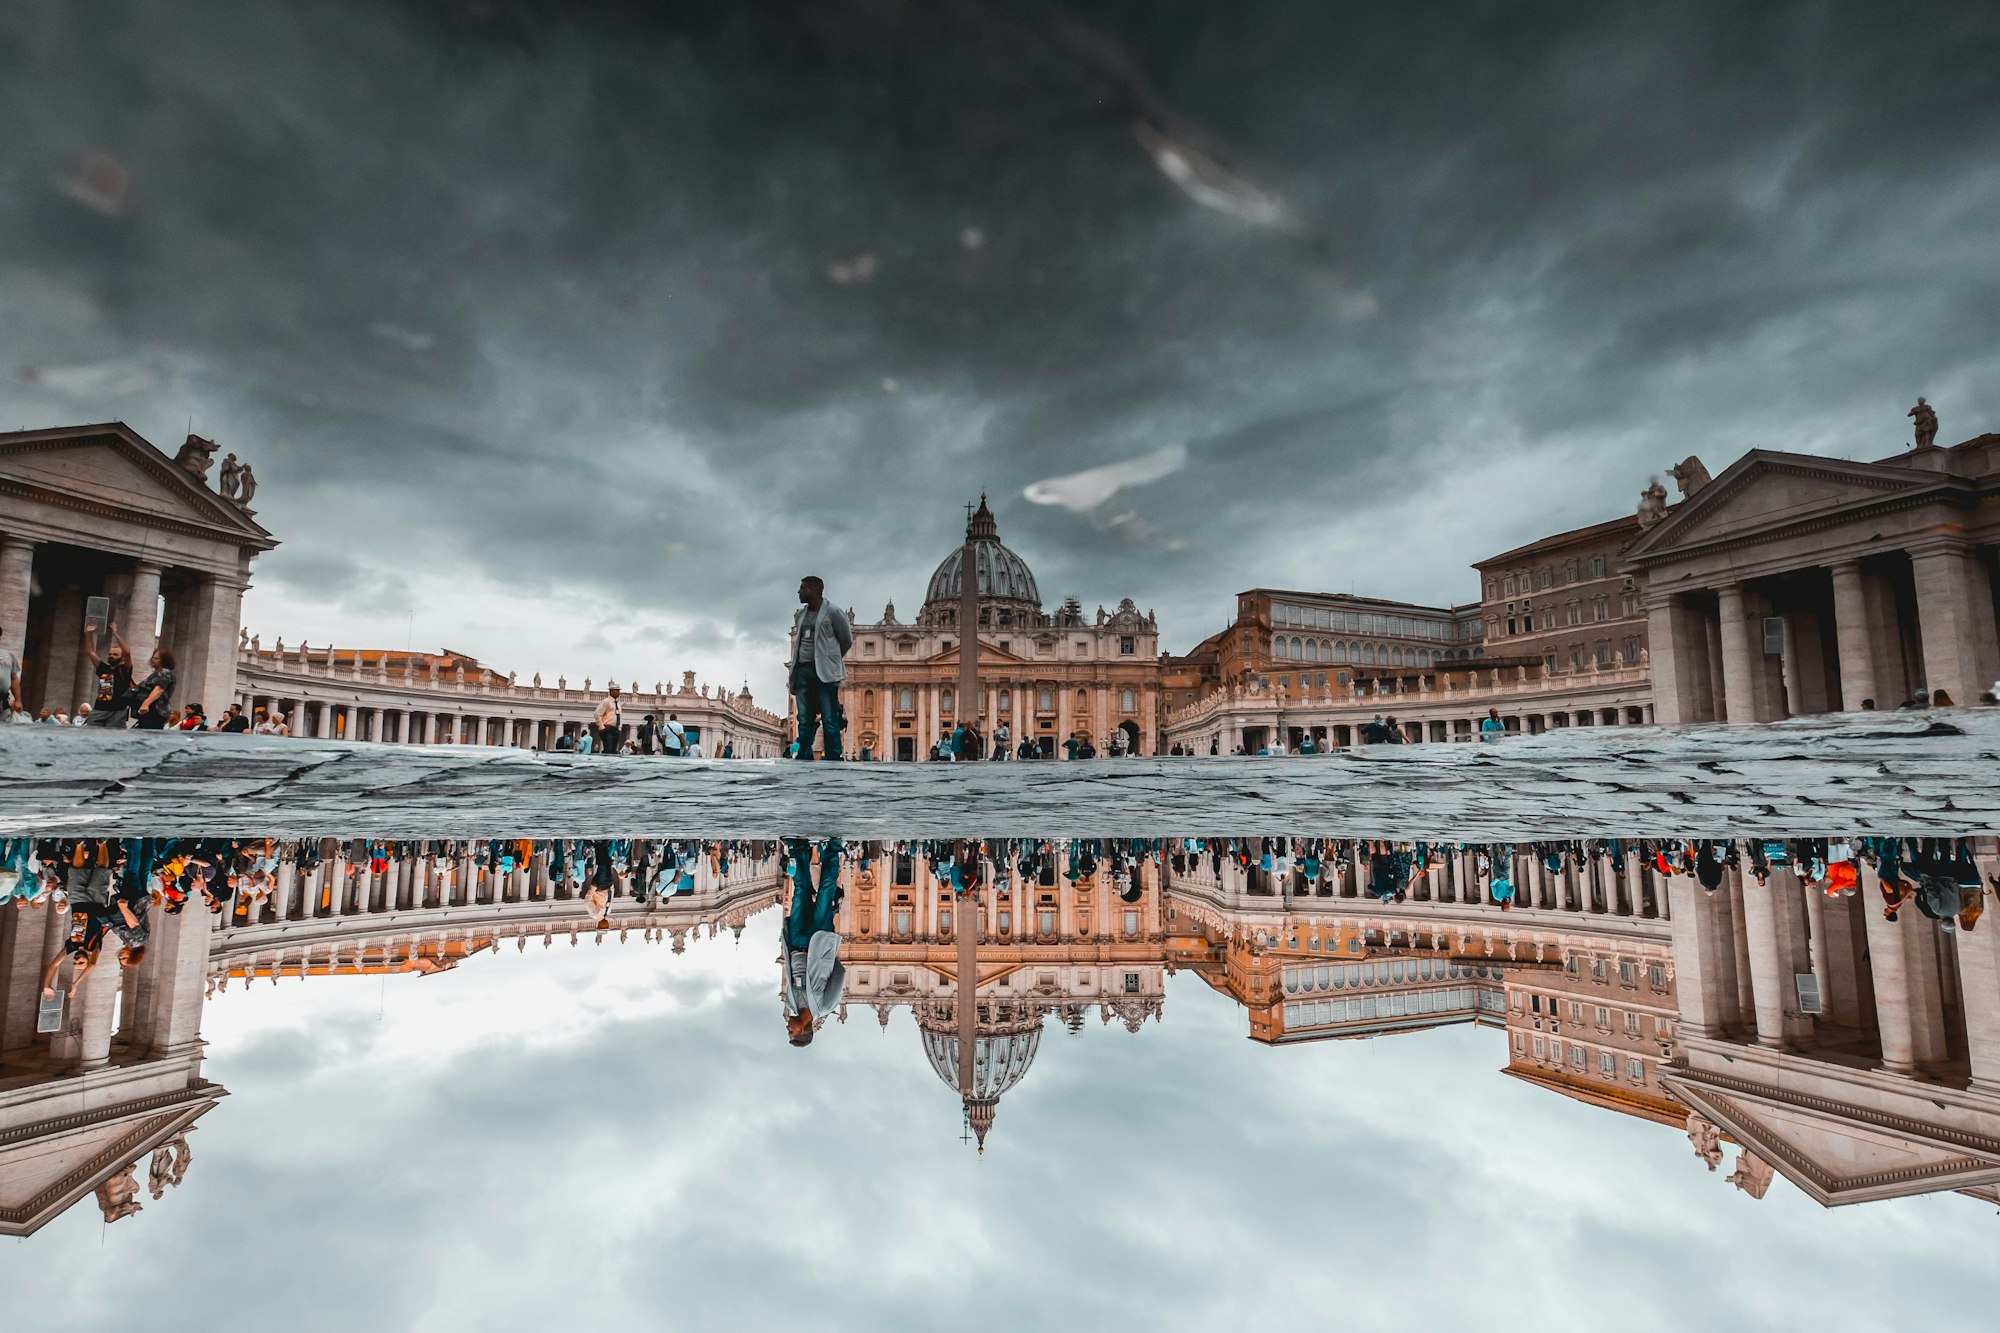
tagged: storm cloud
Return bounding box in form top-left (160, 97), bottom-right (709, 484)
top-left (3, 1), bottom-right (1998, 696)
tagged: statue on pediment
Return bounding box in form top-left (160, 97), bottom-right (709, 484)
top-left (218, 453), bottom-right (243, 501)
top-left (1687, 1115), bottom-right (1725, 1171)
top-left (1726, 1149), bottom-right (1773, 1199)
top-left (1910, 396), bottom-right (1938, 450)
top-left (96, 1165), bottom-right (144, 1222)
top-left (238, 462), bottom-right (258, 506)
top-left (1667, 456), bottom-right (1712, 500)
top-left (1636, 478), bottom-right (1669, 528)
top-left (174, 433), bottom-right (219, 482)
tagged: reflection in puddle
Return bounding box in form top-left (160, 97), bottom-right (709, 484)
top-left (3, 834), bottom-right (1998, 1243)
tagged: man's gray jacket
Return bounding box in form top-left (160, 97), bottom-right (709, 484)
top-left (789, 601), bottom-right (854, 683)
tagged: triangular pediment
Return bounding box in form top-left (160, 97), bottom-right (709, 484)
top-left (1624, 450), bottom-right (1949, 563)
top-left (0, 423), bottom-right (275, 546)
top-left (928, 642), bottom-right (1030, 667)
top-left (1662, 1071), bottom-right (2000, 1206)
top-left (0, 1094), bottom-right (219, 1236)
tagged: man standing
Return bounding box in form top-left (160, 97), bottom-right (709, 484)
top-left (788, 575), bottom-right (852, 761)
top-left (636, 712), bottom-right (658, 755)
top-left (993, 718), bottom-right (1010, 761)
top-left (662, 711), bottom-right (687, 757)
top-left (781, 837), bottom-right (846, 1046)
top-left (81, 620), bottom-right (134, 727)
top-left (217, 703), bottom-right (252, 734)
top-left (594, 682), bottom-right (623, 755)
top-left (1480, 708), bottom-right (1505, 741)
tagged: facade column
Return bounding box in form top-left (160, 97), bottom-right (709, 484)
top-left (138, 899), bottom-right (215, 1054)
top-left (0, 534), bottom-right (35, 663)
top-left (1954, 841), bottom-right (2000, 1093)
top-left (1733, 860), bottom-right (1813, 1048)
top-left (1664, 872), bottom-right (1730, 1038)
top-left (1857, 861), bottom-right (1918, 1074)
top-left (0, 903), bottom-right (56, 1058)
top-left (1715, 583), bottom-right (1773, 723)
top-left (1643, 592), bottom-right (1705, 726)
top-left (1828, 560), bottom-right (1879, 711)
top-left (1896, 906), bottom-right (1951, 1070)
top-left (42, 584), bottom-right (85, 715)
top-left (1909, 540), bottom-right (2000, 706)
top-left (122, 560), bottom-right (165, 671)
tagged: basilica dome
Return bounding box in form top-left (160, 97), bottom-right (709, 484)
top-left (918, 1007), bottom-right (1045, 1150)
top-left (921, 496), bottom-right (1042, 611)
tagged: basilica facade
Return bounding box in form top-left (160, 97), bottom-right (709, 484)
top-left (833, 498), bottom-right (1163, 759)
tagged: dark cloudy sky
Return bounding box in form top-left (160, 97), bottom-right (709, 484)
top-left (1, 917), bottom-right (1991, 1330)
top-left (3, 1), bottom-right (1998, 700)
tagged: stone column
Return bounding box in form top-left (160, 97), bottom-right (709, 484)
top-left (1715, 584), bottom-right (1773, 723)
top-left (138, 898), bottom-right (215, 1054)
top-left (1955, 842), bottom-right (2000, 1093)
top-left (122, 560), bottom-right (164, 671)
top-left (1643, 593), bottom-right (1705, 726)
top-left (0, 903), bottom-right (55, 1057)
top-left (56, 947), bottom-right (123, 1070)
top-left (1896, 906), bottom-right (1951, 1070)
top-left (1735, 859), bottom-right (1815, 1049)
top-left (1828, 560), bottom-right (1878, 711)
top-left (1909, 540), bottom-right (2000, 706)
top-left (1857, 861), bottom-right (1918, 1074)
top-left (1664, 873), bottom-right (1730, 1038)
top-left (0, 535), bottom-right (38, 685)
top-left (42, 584), bottom-right (85, 715)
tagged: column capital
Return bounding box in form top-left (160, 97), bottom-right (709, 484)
top-left (1904, 534), bottom-right (1975, 561)
top-left (0, 532), bottom-right (38, 554)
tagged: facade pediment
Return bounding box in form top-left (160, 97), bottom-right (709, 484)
top-left (1662, 1070), bottom-right (2000, 1206)
top-left (0, 423), bottom-right (275, 547)
top-left (0, 1093), bottom-right (220, 1237)
top-left (1623, 451), bottom-right (1950, 564)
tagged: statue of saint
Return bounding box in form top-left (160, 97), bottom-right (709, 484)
top-left (1909, 396), bottom-right (1939, 449)
top-left (1635, 478), bottom-right (1669, 528)
top-left (237, 462), bottom-right (258, 506)
top-left (95, 1165), bottom-right (144, 1222)
top-left (174, 434), bottom-right (219, 482)
top-left (1687, 1116), bottom-right (1725, 1171)
top-left (217, 452), bottom-right (243, 501)
top-left (1666, 456), bottom-right (1712, 500)
top-left (1726, 1149), bottom-right (1773, 1199)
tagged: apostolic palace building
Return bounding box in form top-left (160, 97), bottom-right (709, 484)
top-left (3, 400), bottom-right (1997, 753)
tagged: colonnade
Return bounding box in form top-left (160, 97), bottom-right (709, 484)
top-left (1648, 545), bottom-right (2000, 725)
top-left (1665, 839), bottom-right (2000, 1091)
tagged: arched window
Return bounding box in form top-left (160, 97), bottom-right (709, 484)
top-left (1390, 646), bottom-right (1404, 667)
top-left (863, 689), bottom-right (876, 714)
top-left (1362, 644), bottom-right (1376, 665)
top-left (941, 689), bottom-right (954, 713)
top-left (1335, 640), bottom-right (1349, 661)
top-left (1418, 649), bottom-right (1431, 667)
top-left (1076, 688), bottom-right (1088, 704)
top-left (999, 690), bottom-right (1011, 713)
top-left (1304, 639), bottom-right (1319, 662)
top-left (1120, 688), bottom-right (1135, 712)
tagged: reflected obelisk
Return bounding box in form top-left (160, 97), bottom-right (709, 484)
top-left (958, 495), bottom-right (981, 751)
top-left (957, 868), bottom-right (977, 1146)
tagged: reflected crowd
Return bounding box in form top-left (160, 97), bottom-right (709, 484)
top-left (3, 830), bottom-right (1998, 1237)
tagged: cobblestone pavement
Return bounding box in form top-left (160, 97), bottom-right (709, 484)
top-left (1, 711), bottom-right (1995, 838)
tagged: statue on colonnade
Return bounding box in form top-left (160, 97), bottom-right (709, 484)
top-left (1666, 456), bottom-right (1712, 500)
top-left (1910, 396), bottom-right (1938, 450)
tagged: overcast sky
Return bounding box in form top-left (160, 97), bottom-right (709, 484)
top-left (3, 1), bottom-right (1998, 701)
top-left (1, 915), bottom-right (1991, 1330)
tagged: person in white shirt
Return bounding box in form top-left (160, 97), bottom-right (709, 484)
top-left (593, 683), bottom-right (622, 756)
top-left (788, 575), bottom-right (853, 761)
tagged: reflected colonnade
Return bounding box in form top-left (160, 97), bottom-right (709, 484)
top-left (3, 833), bottom-right (1998, 1236)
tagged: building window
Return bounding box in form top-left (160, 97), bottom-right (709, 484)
top-left (1120, 688), bottom-right (1135, 712)
top-left (941, 689), bottom-right (953, 713)
top-left (1623, 636), bottom-right (1640, 664)
top-left (863, 640), bottom-right (877, 656)
top-left (897, 640), bottom-right (914, 655)
top-left (1119, 635), bottom-right (1134, 654)
top-left (1598, 1051), bottom-right (1616, 1075)
top-left (1627, 1058), bottom-right (1644, 1081)
top-left (1123, 911), bottom-right (1138, 936)
top-left (1532, 1036), bottom-right (1545, 1058)
top-left (999, 690), bottom-right (1011, 713)
top-left (1590, 555), bottom-right (1606, 578)
top-left (1503, 575), bottom-right (1516, 595)
top-left (1537, 568), bottom-right (1553, 589)
top-left (1038, 688), bottom-right (1053, 711)
top-left (1647, 964), bottom-right (1665, 988)
top-left (1619, 961), bottom-right (1635, 984)
top-left (1564, 559), bottom-right (1579, 583)
top-left (897, 688), bottom-right (914, 712)
top-left (1570, 1044), bottom-right (1586, 1066)
top-left (1362, 644), bottom-right (1375, 665)
top-left (1625, 1011), bottom-right (1640, 1035)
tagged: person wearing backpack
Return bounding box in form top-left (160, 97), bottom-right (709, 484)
top-left (662, 711), bottom-right (687, 757)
